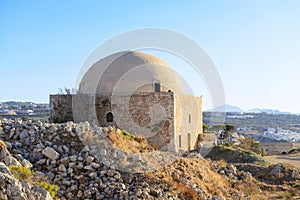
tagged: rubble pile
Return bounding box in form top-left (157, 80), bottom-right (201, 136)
top-left (0, 119), bottom-right (299, 199)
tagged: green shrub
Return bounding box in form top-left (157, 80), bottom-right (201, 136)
top-left (9, 166), bottom-right (33, 182)
top-left (9, 166), bottom-right (58, 198)
top-left (120, 130), bottom-right (134, 140)
top-left (39, 182), bottom-right (59, 198)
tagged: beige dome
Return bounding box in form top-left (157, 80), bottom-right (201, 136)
top-left (78, 51), bottom-right (183, 94)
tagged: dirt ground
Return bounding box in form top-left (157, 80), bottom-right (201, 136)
top-left (264, 153), bottom-right (300, 169)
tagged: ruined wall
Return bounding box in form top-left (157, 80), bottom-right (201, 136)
top-left (49, 95), bottom-right (73, 123)
top-left (108, 92), bottom-right (175, 152)
top-left (260, 142), bottom-right (300, 155)
top-left (50, 92), bottom-right (176, 151)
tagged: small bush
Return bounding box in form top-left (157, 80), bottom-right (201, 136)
top-left (39, 182), bottom-right (59, 198)
top-left (9, 166), bottom-right (33, 182)
top-left (121, 130), bottom-right (134, 140)
top-left (9, 166), bottom-right (58, 198)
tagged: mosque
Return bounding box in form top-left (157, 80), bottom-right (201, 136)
top-left (50, 51), bottom-right (203, 152)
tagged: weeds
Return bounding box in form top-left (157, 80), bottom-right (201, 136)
top-left (120, 130), bottom-right (134, 140)
top-left (39, 182), bottom-right (59, 198)
top-left (9, 165), bottom-right (59, 198)
top-left (9, 166), bottom-right (33, 182)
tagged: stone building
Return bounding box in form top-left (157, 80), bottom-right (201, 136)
top-left (50, 51), bottom-right (203, 152)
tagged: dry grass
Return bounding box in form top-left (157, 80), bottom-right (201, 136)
top-left (0, 140), bottom-right (6, 150)
top-left (143, 156), bottom-right (300, 199)
top-left (218, 159), bottom-right (227, 168)
top-left (145, 158), bottom-right (230, 198)
top-left (108, 128), bottom-right (153, 153)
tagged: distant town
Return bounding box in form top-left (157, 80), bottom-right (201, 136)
top-left (0, 101), bottom-right (49, 120)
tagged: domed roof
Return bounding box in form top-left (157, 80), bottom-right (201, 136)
top-left (78, 51), bottom-right (183, 94)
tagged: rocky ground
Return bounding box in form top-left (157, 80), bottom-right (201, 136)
top-left (0, 119), bottom-right (300, 199)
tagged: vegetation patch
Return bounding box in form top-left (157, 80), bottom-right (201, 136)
top-left (39, 182), bottom-right (59, 198)
top-left (108, 128), bottom-right (154, 153)
top-left (9, 165), bottom-right (59, 198)
top-left (9, 166), bottom-right (34, 182)
top-left (120, 130), bottom-right (135, 140)
top-left (206, 145), bottom-right (268, 165)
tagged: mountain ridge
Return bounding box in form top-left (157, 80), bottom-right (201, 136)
top-left (205, 104), bottom-right (294, 114)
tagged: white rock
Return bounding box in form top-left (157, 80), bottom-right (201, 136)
top-left (86, 156), bottom-right (94, 163)
top-left (21, 159), bottom-right (32, 169)
top-left (83, 165), bottom-right (93, 171)
top-left (69, 156), bottom-right (77, 162)
top-left (77, 163), bottom-right (83, 169)
top-left (58, 164), bottom-right (66, 172)
top-left (3, 155), bottom-right (22, 166)
top-left (42, 147), bottom-right (60, 160)
top-left (69, 162), bottom-right (76, 168)
top-left (89, 172), bottom-right (97, 178)
top-left (91, 162), bottom-right (100, 169)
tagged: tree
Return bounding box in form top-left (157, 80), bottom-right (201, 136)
top-left (221, 124), bottom-right (236, 144)
top-left (203, 123), bottom-right (209, 132)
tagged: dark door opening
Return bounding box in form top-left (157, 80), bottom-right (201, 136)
top-left (106, 112), bottom-right (113, 122)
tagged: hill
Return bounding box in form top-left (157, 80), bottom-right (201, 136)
top-left (0, 119), bottom-right (300, 199)
top-left (206, 104), bottom-right (244, 113)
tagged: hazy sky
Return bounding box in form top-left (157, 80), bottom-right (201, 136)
top-left (1, 1), bottom-right (300, 112)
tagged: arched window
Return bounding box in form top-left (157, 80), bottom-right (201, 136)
top-left (106, 112), bottom-right (113, 122)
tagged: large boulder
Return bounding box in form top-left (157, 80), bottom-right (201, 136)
top-left (42, 147), bottom-right (60, 161)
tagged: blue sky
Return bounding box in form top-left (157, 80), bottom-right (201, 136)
top-left (1, 1), bottom-right (300, 112)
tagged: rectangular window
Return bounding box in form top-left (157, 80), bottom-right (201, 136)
top-left (188, 133), bottom-right (191, 150)
top-left (189, 114), bottom-right (191, 124)
top-left (155, 83), bottom-right (160, 92)
top-left (179, 135), bottom-right (182, 148)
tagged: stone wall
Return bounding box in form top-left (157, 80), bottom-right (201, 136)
top-left (108, 92), bottom-right (175, 152)
top-left (50, 92), bottom-right (176, 151)
top-left (260, 142), bottom-right (300, 155)
top-left (50, 92), bottom-right (203, 152)
top-left (49, 95), bottom-right (73, 123)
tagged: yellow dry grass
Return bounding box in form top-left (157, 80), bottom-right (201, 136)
top-left (108, 128), bottom-right (153, 153)
top-left (0, 140), bottom-right (6, 150)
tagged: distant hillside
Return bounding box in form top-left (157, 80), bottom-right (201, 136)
top-left (247, 108), bottom-right (292, 115)
top-left (205, 104), bottom-right (293, 115)
top-left (205, 104), bottom-right (244, 113)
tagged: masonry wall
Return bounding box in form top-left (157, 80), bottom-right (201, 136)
top-left (49, 95), bottom-right (73, 123)
top-left (108, 92), bottom-right (175, 151)
top-left (50, 92), bottom-right (176, 151)
top-left (260, 142), bottom-right (300, 155)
